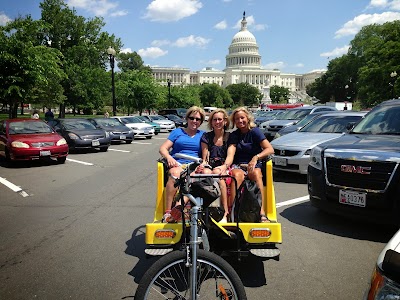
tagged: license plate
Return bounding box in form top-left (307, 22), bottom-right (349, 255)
top-left (144, 131), bottom-right (149, 134)
top-left (273, 157), bottom-right (287, 166)
top-left (119, 135), bottom-right (126, 139)
top-left (339, 190), bottom-right (366, 207)
top-left (40, 150), bottom-right (51, 156)
top-left (92, 140), bottom-right (100, 146)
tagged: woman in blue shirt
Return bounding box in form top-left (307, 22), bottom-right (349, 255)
top-left (225, 107), bottom-right (274, 222)
top-left (159, 106), bottom-right (205, 223)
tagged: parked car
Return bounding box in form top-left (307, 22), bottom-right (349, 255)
top-left (111, 116), bottom-right (154, 139)
top-left (158, 108), bottom-right (187, 118)
top-left (88, 118), bottom-right (134, 144)
top-left (48, 118), bottom-right (111, 152)
top-left (263, 106), bottom-right (338, 141)
top-left (136, 116), bottom-right (161, 135)
top-left (0, 119), bottom-right (69, 164)
top-left (142, 115), bottom-right (176, 132)
top-left (271, 112), bottom-right (365, 174)
top-left (308, 99), bottom-right (400, 225)
top-left (363, 228), bottom-right (400, 299)
top-left (274, 111), bottom-right (342, 139)
top-left (164, 114), bottom-right (187, 127)
top-left (254, 110), bottom-right (283, 127)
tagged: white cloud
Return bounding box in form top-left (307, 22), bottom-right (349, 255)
top-left (320, 45), bottom-right (350, 57)
top-left (335, 12), bottom-right (400, 38)
top-left (295, 63), bottom-right (304, 68)
top-left (137, 47), bottom-right (168, 58)
top-left (151, 39), bottom-right (171, 47)
top-left (233, 15), bottom-right (266, 31)
top-left (67, 0), bottom-right (124, 17)
top-left (264, 61), bottom-right (286, 70)
top-left (0, 12), bottom-right (11, 25)
top-left (367, 0), bottom-right (400, 10)
top-left (215, 20), bottom-right (227, 30)
top-left (120, 48), bottom-right (132, 53)
top-left (172, 35), bottom-right (210, 48)
top-left (144, 0), bottom-right (202, 22)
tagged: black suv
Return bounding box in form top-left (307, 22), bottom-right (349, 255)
top-left (307, 99), bottom-right (400, 225)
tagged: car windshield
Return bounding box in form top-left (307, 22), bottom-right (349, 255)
top-left (352, 105), bottom-right (400, 135)
top-left (9, 121), bottom-right (53, 134)
top-left (62, 119), bottom-right (97, 130)
top-left (122, 117), bottom-right (142, 123)
top-left (136, 116), bottom-right (148, 122)
top-left (276, 109), bottom-right (309, 120)
top-left (294, 113), bottom-right (322, 127)
top-left (300, 115), bottom-right (363, 133)
top-left (93, 118), bottom-right (122, 126)
top-left (166, 115), bottom-right (180, 121)
top-left (150, 115), bottom-right (167, 121)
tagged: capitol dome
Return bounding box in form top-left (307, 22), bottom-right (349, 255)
top-left (226, 12), bottom-right (261, 69)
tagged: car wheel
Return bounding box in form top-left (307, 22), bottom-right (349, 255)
top-left (4, 149), bottom-right (15, 167)
top-left (155, 132), bottom-right (159, 135)
top-left (57, 157), bottom-right (67, 164)
top-left (99, 146), bottom-right (108, 152)
top-left (146, 136), bottom-right (152, 139)
top-left (126, 140), bottom-right (133, 144)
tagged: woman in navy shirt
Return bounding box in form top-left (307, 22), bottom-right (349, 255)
top-left (225, 107), bottom-right (274, 222)
top-left (159, 106), bottom-right (205, 222)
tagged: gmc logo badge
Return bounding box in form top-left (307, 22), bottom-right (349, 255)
top-left (340, 165), bottom-right (371, 174)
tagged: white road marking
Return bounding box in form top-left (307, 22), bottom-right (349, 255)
top-left (132, 141), bottom-right (152, 145)
top-left (0, 177), bottom-right (29, 197)
top-left (0, 177), bottom-right (22, 192)
top-left (66, 158), bottom-right (94, 166)
top-left (276, 195), bottom-right (309, 208)
top-left (108, 148), bottom-right (130, 153)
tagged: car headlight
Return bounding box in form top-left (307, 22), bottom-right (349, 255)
top-left (304, 149), bottom-right (312, 156)
top-left (68, 132), bottom-right (80, 140)
top-left (11, 141), bottom-right (29, 148)
top-left (309, 146), bottom-right (323, 170)
top-left (365, 266), bottom-right (400, 300)
top-left (131, 127), bottom-right (138, 130)
top-left (56, 138), bottom-right (67, 146)
top-left (274, 132), bottom-right (281, 139)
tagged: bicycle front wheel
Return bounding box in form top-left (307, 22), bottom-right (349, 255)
top-left (135, 249), bottom-right (247, 300)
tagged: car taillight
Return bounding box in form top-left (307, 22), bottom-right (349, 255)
top-left (366, 266), bottom-right (400, 300)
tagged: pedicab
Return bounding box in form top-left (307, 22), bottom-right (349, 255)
top-left (144, 154), bottom-right (282, 261)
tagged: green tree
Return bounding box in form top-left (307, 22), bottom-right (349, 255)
top-left (117, 52), bottom-right (151, 73)
top-left (0, 16), bottom-right (65, 118)
top-left (269, 85), bottom-right (290, 103)
top-left (39, 0), bottom-right (122, 117)
top-left (199, 83), bottom-right (232, 108)
top-left (225, 82), bottom-right (262, 107)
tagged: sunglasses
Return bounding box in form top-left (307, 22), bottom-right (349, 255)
top-left (188, 116), bottom-right (201, 122)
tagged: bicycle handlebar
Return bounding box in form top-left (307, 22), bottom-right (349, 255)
top-left (175, 153), bottom-right (203, 165)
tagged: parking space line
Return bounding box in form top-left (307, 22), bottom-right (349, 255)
top-left (66, 158), bottom-right (94, 166)
top-left (276, 195), bottom-right (309, 208)
top-left (132, 141), bottom-right (152, 145)
top-left (108, 149), bottom-right (131, 153)
top-left (0, 177), bottom-right (29, 197)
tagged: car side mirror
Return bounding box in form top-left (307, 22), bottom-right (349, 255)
top-left (346, 122), bottom-right (356, 131)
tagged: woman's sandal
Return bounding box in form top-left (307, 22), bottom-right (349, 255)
top-left (163, 210), bottom-right (175, 223)
top-left (260, 214), bottom-right (270, 223)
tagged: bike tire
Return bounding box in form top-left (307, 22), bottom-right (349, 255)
top-left (135, 249), bottom-right (247, 300)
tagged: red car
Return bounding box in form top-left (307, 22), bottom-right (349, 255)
top-left (0, 119), bottom-right (69, 164)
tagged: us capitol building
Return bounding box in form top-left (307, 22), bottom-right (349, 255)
top-left (150, 12), bottom-right (323, 104)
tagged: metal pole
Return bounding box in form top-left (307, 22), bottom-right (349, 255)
top-left (167, 79), bottom-right (171, 107)
top-left (109, 54), bottom-right (116, 116)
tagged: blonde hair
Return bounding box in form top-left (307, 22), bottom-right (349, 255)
top-left (230, 106), bottom-right (256, 129)
top-left (207, 108), bottom-right (230, 130)
top-left (185, 106), bottom-right (206, 123)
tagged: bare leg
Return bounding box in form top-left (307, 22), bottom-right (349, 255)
top-left (248, 168), bottom-right (268, 221)
top-left (165, 166), bottom-right (183, 211)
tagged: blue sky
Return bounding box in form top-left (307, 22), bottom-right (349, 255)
top-left (2, 0), bottom-right (400, 74)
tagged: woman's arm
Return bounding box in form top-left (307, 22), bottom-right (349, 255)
top-left (159, 139), bottom-right (178, 168)
top-left (249, 139), bottom-right (274, 165)
top-left (201, 142), bottom-right (209, 163)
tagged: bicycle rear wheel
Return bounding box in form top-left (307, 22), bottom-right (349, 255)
top-left (135, 249), bottom-right (247, 300)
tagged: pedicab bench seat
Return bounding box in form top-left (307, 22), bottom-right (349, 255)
top-left (145, 160), bottom-right (282, 251)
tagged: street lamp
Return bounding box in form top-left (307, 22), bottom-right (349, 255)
top-left (167, 77), bottom-right (172, 108)
top-left (107, 46), bottom-right (117, 116)
top-left (390, 71), bottom-right (397, 99)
